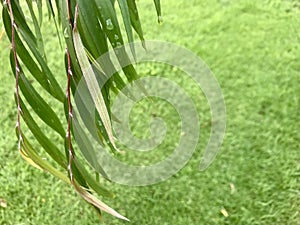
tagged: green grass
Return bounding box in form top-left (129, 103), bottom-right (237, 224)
top-left (0, 0), bottom-right (299, 224)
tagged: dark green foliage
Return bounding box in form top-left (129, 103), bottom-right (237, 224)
top-left (1, 0), bottom-right (161, 220)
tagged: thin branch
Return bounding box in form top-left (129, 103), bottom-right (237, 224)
top-left (7, 0), bottom-right (23, 150)
top-left (65, 0), bottom-right (80, 188)
top-left (66, 48), bottom-right (75, 183)
top-left (65, 3), bottom-right (129, 221)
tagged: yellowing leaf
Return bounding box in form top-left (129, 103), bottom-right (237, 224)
top-left (73, 180), bottom-right (129, 221)
top-left (19, 148), bottom-right (43, 171)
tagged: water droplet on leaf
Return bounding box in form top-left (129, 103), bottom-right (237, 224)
top-left (63, 27), bottom-right (69, 38)
top-left (106, 19), bottom-right (114, 30)
top-left (158, 16), bottom-right (163, 23)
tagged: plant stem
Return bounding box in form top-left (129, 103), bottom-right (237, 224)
top-left (7, 0), bottom-right (23, 150)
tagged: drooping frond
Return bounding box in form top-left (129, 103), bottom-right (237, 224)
top-left (1, 0), bottom-right (161, 220)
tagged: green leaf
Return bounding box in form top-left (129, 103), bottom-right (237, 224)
top-left (3, 6), bottom-right (64, 102)
top-left (45, 0), bottom-right (63, 49)
top-left (60, 1), bottom-right (83, 83)
top-left (19, 133), bottom-right (70, 184)
top-left (73, 158), bottom-right (114, 198)
top-left (10, 51), bottom-right (65, 138)
top-left (54, 0), bottom-right (61, 24)
top-left (153, 0), bottom-right (163, 23)
top-left (9, 0), bottom-right (36, 46)
top-left (73, 27), bottom-right (121, 152)
top-left (127, 0), bottom-right (145, 47)
top-left (2, 4), bottom-right (52, 95)
top-left (25, 0), bottom-right (46, 60)
top-left (17, 96), bottom-right (66, 168)
top-left (3, 0), bottom-right (162, 221)
top-left (16, 26), bottom-right (65, 102)
top-left (76, 0), bottom-right (108, 58)
top-left (94, 0), bottom-right (139, 82)
top-left (36, 0), bottom-right (43, 26)
top-left (72, 180), bottom-right (129, 221)
top-left (117, 0), bottom-right (136, 58)
top-left (93, 0), bottom-right (124, 49)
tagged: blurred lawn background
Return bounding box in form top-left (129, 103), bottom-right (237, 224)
top-left (0, 0), bottom-right (299, 224)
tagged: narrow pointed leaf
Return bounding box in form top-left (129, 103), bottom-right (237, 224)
top-left (45, 0), bottom-right (63, 49)
top-left (127, 0), bottom-right (145, 46)
top-left (17, 96), bottom-right (66, 168)
top-left (73, 181), bottom-right (129, 221)
top-left (94, 0), bottom-right (124, 49)
top-left (19, 148), bottom-right (43, 170)
top-left (16, 26), bottom-right (65, 102)
top-left (3, 3), bottom-right (64, 101)
top-left (9, 0), bottom-right (36, 46)
top-left (76, 0), bottom-right (108, 58)
top-left (9, 51), bottom-right (65, 137)
top-left (117, 0), bottom-right (135, 57)
top-left (25, 0), bottom-right (45, 59)
top-left (153, 0), bottom-right (162, 23)
top-left (19, 133), bottom-right (70, 184)
top-left (2, 6), bottom-right (52, 95)
top-left (3, 7), bottom-right (64, 102)
top-left (74, 158), bottom-right (114, 198)
top-left (36, 0), bottom-right (43, 26)
top-left (73, 28), bottom-right (121, 152)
